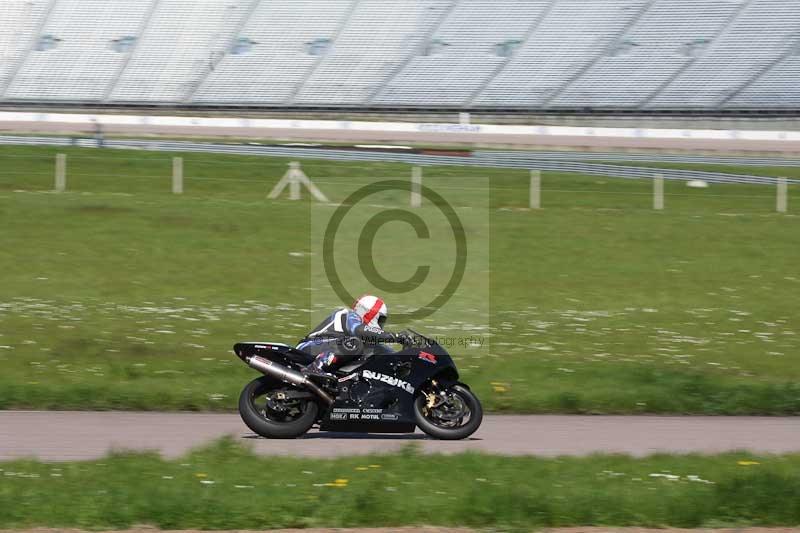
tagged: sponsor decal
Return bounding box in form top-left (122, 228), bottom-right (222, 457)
top-left (252, 356), bottom-right (273, 367)
top-left (417, 123), bottom-right (482, 133)
top-left (328, 407), bottom-right (401, 422)
top-left (337, 373), bottom-right (358, 383)
top-left (418, 351), bottom-right (437, 364)
top-left (362, 370), bottom-right (414, 394)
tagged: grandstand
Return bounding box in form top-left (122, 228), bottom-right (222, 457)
top-left (0, 0), bottom-right (799, 111)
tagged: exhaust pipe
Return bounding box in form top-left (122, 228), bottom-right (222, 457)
top-left (247, 355), bottom-right (334, 405)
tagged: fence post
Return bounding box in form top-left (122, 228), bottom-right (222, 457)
top-left (172, 157), bottom-right (183, 194)
top-left (411, 166), bottom-right (422, 208)
top-left (777, 177), bottom-right (788, 213)
top-left (529, 170), bottom-right (541, 209)
top-left (288, 161), bottom-right (301, 200)
top-left (653, 174), bottom-right (664, 210)
top-left (54, 153), bottom-right (66, 192)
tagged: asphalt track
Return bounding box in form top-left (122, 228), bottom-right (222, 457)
top-left (2, 412), bottom-right (799, 461)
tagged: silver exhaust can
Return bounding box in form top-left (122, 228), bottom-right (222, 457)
top-left (247, 355), bottom-right (334, 405)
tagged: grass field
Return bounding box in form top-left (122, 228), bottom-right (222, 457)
top-left (1, 144), bottom-right (799, 413)
top-left (1, 439), bottom-right (799, 530)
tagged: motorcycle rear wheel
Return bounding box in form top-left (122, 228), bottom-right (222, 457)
top-left (238, 376), bottom-right (318, 439)
top-left (414, 383), bottom-right (482, 440)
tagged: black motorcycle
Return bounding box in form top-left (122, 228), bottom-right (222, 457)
top-left (233, 330), bottom-right (482, 440)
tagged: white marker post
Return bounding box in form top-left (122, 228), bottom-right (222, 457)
top-left (653, 174), bottom-right (664, 210)
top-left (54, 153), bottom-right (66, 192)
top-left (268, 161), bottom-right (329, 202)
top-left (777, 177), bottom-right (788, 213)
top-left (172, 157), bottom-right (183, 194)
top-left (529, 170), bottom-right (541, 209)
top-left (410, 166), bottom-right (422, 208)
top-left (289, 165), bottom-right (301, 200)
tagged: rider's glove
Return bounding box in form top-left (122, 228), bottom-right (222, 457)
top-left (395, 332), bottom-right (414, 346)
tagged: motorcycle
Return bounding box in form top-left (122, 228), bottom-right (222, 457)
top-left (233, 330), bottom-right (482, 440)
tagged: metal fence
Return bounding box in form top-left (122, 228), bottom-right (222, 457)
top-left (474, 150), bottom-right (800, 168)
top-left (0, 135), bottom-right (798, 186)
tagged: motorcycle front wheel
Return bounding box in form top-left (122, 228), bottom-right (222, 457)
top-left (414, 383), bottom-right (482, 440)
top-left (238, 376), bottom-right (318, 439)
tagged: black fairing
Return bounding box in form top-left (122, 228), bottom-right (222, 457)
top-left (233, 342), bottom-right (315, 366)
top-left (320, 337), bottom-right (459, 432)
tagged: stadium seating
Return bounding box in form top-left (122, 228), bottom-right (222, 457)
top-left (729, 56), bottom-right (800, 109)
top-left (549, 0), bottom-right (740, 108)
top-left (648, 0), bottom-right (800, 109)
top-left (474, 0), bottom-right (651, 108)
top-left (108, 0), bottom-right (253, 102)
top-left (0, 0), bottom-right (49, 95)
top-left (194, 0), bottom-right (354, 104)
top-left (4, 0), bottom-right (152, 101)
top-left (372, 0), bottom-right (551, 107)
top-left (292, 0), bottom-right (452, 105)
top-left (0, 0), bottom-right (798, 110)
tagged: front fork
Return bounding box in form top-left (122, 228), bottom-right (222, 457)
top-left (422, 379), bottom-right (448, 413)
top-left (422, 379), bottom-right (472, 416)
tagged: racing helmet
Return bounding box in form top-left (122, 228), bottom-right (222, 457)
top-left (353, 294), bottom-right (388, 329)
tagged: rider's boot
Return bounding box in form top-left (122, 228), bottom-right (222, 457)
top-left (302, 352), bottom-right (338, 384)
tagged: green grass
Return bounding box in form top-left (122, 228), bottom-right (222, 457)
top-left (1, 439), bottom-right (799, 530)
top-left (1, 145), bottom-right (799, 413)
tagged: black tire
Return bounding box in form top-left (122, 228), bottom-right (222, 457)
top-left (414, 384), bottom-right (483, 440)
top-left (238, 376), bottom-right (319, 439)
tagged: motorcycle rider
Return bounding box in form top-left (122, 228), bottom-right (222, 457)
top-left (297, 295), bottom-right (410, 380)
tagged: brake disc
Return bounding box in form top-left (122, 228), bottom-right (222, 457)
top-left (433, 394), bottom-right (467, 421)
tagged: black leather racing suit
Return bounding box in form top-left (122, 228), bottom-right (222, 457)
top-left (296, 308), bottom-right (396, 373)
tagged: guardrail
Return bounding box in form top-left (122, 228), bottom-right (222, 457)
top-left (1, 135), bottom-right (798, 186)
top-left (475, 150), bottom-right (800, 168)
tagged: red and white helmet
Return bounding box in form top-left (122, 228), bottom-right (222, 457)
top-left (353, 294), bottom-right (388, 329)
